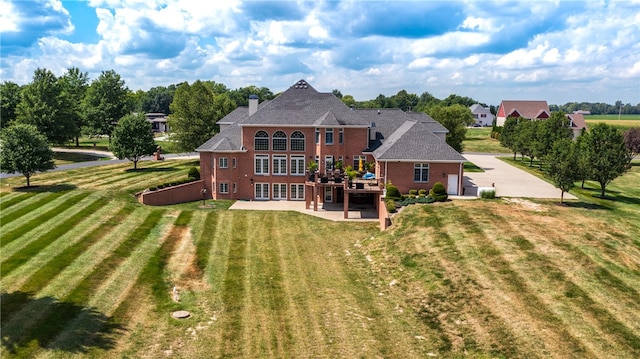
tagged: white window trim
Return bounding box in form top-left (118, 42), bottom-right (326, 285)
top-left (255, 154), bottom-right (269, 175)
top-left (219, 182), bottom-right (229, 194)
top-left (290, 155), bottom-right (305, 176)
top-left (273, 154), bottom-right (287, 175)
top-left (218, 157), bottom-right (228, 168)
top-left (414, 163), bottom-right (430, 183)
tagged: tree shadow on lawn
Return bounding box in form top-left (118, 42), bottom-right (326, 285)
top-left (562, 201), bottom-right (611, 210)
top-left (1, 291), bottom-right (124, 355)
top-left (125, 167), bottom-right (177, 173)
top-left (13, 184), bottom-right (77, 193)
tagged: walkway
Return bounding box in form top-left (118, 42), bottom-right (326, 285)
top-left (229, 200), bottom-right (378, 222)
top-left (463, 153), bottom-right (576, 199)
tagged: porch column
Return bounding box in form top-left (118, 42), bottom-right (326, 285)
top-left (313, 185), bottom-right (318, 211)
top-left (343, 190), bottom-right (349, 219)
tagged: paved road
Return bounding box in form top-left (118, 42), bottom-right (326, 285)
top-left (462, 153), bottom-right (576, 199)
top-left (0, 150), bottom-right (198, 179)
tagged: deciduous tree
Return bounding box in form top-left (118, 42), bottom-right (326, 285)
top-left (623, 127), bottom-right (640, 157)
top-left (59, 67), bottom-right (89, 146)
top-left (0, 124), bottom-right (55, 187)
top-left (110, 113), bottom-right (157, 170)
top-left (546, 138), bottom-right (580, 203)
top-left (168, 81), bottom-right (235, 152)
top-left (84, 70), bottom-right (132, 140)
top-left (582, 123), bottom-right (633, 198)
top-left (427, 104), bottom-right (475, 152)
top-left (1, 81), bottom-right (22, 128)
top-left (15, 68), bottom-right (77, 144)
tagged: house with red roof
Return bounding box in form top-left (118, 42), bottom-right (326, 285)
top-left (565, 112), bottom-right (588, 138)
top-left (495, 100), bottom-right (550, 126)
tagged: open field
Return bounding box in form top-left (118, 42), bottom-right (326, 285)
top-left (463, 127), bottom-right (510, 154)
top-left (1, 159), bottom-right (639, 358)
top-left (584, 115), bottom-right (640, 130)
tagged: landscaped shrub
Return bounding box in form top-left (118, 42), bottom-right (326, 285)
top-left (385, 182), bottom-right (401, 200)
top-left (409, 189), bottom-right (418, 196)
top-left (418, 189), bottom-right (427, 197)
top-left (188, 167), bottom-right (200, 180)
top-left (429, 182), bottom-right (448, 202)
top-left (385, 198), bottom-right (397, 213)
top-left (480, 189), bottom-right (496, 199)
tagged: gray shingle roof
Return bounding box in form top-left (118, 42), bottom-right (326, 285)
top-left (197, 79), bottom-right (464, 162)
top-left (373, 121), bottom-right (466, 162)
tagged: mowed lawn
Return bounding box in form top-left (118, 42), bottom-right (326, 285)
top-left (1, 159), bottom-right (640, 358)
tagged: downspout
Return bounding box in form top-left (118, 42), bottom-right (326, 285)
top-left (458, 162), bottom-right (463, 195)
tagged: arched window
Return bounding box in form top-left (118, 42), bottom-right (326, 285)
top-left (290, 131), bottom-right (305, 151)
top-left (273, 131), bottom-right (287, 151)
top-left (255, 131), bottom-right (269, 151)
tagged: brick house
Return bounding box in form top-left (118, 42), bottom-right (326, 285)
top-left (196, 80), bottom-right (465, 216)
top-left (495, 100), bottom-right (550, 126)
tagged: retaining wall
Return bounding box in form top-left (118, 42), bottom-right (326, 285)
top-left (139, 180), bottom-right (206, 206)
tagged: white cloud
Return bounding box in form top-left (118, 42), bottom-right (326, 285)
top-left (0, 0), bottom-right (18, 32)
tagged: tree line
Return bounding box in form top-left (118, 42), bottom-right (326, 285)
top-left (495, 114), bottom-right (636, 201)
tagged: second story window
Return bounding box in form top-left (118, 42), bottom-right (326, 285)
top-left (325, 128), bottom-right (334, 145)
top-left (218, 157), bottom-right (228, 168)
top-left (291, 131), bottom-right (305, 151)
top-left (273, 131), bottom-right (287, 151)
top-left (255, 131), bottom-right (269, 151)
top-left (339, 128), bottom-right (344, 144)
top-left (315, 128), bottom-right (320, 144)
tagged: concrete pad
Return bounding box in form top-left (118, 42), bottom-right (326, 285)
top-left (229, 200), bottom-right (378, 222)
top-left (463, 154), bottom-right (576, 200)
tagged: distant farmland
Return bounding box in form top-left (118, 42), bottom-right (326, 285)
top-left (584, 114), bottom-right (640, 129)
top-left (1, 159), bottom-right (639, 358)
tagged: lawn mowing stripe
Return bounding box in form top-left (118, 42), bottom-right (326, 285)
top-left (0, 202), bottom-right (130, 323)
top-left (64, 209), bottom-right (166, 306)
top-left (220, 212), bottom-right (249, 358)
top-left (0, 191), bottom-right (67, 228)
top-left (18, 205), bottom-right (135, 294)
top-left (0, 210), bottom-right (166, 357)
top-left (0, 192), bottom-right (37, 211)
top-left (0, 195), bottom-right (108, 277)
top-left (247, 212), bottom-right (294, 357)
top-left (41, 213), bottom-right (180, 354)
top-left (270, 213), bottom-right (328, 357)
top-left (0, 192), bottom-right (90, 249)
top-left (423, 205), bottom-right (586, 356)
top-left (0, 207), bottom-right (148, 341)
top-left (192, 211), bottom-right (213, 278)
top-left (456, 207), bottom-right (640, 356)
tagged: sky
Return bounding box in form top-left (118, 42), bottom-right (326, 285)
top-left (1, 0), bottom-right (639, 107)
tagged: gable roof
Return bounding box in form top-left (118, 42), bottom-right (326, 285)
top-left (469, 104), bottom-right (492, 114)
top-left (498, 100), bottom-right (550, 119)
top-left (566, 113), bottom-right (588, 130)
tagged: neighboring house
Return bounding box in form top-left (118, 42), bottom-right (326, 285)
top-left (196, 79), bottom-right (465, 218)
top-left (145, 113), bottom-right (169, 132)
top-left (469, 104), bottom-right (495, 126)
top-left (566, 112), bottom-right (588, 138)
top-left (495, 100), bottom-right (550, 126)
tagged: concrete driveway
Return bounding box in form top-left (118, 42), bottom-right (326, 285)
top-left (463, 153), bottom-right (576, 200)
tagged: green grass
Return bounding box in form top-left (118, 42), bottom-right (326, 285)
top-left (53, 152), bottom-right (107, 165)
top-left (463, 127), bottom-right (510, 154)
top-left (1, 158), bottom-right (639, 358)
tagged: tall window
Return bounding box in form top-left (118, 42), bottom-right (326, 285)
top-left (255, 154), bottom-right (269, 175)
top-left (273, 183), bottom-right (287, 200)
top-left (291, 131), bottom-right (305, 151)
top-left (255, 183), bottom-right (269, 199)
top-left (273, 155), bottom-right (287, 175)
top-left (232, 157), bottom-right (237, 168)
top-left (255, 131), bottom-right (269, 151)
top-left (290, 183), bottom-right (305, 200)
top-left (218, 157), bottom-right (228, 168)
top-left (414, 163), bottom-right (429, 182)
top-left (315, 128), bottom-right (320, 144)
top-left (339, 128), bottom-right (344, 144)
top-left (273, 131), bottom-right (287, 151)
top-left (290, 155), bottom-right (305, 175)
top-left (219, 182), bottom-right (229, 194)
top-left (325, 128), bottom-right (334, 145)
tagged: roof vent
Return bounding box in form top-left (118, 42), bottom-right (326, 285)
top-left (377, 109), bottom-right (380, 114)
top-left (350, 104), bottom-right (354, 110)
